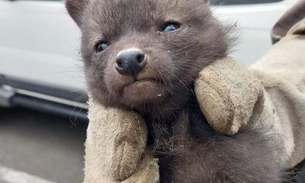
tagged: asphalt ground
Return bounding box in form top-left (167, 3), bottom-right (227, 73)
top-left (0, 107), bottom-right (87, 183)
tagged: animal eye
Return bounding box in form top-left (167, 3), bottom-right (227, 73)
top-left (161, 22), bottom-right (181, 32)
top-left (95, 42), bottom-right (109, 53)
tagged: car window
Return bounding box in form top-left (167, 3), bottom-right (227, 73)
top-left (211, 0), bottom-right (284, 5)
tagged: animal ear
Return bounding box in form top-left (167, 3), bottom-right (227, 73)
top-left (65, 0), bottom-right (89, 27)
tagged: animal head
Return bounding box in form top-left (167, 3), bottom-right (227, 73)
top-left (66, 0), bottom-right (231, 117)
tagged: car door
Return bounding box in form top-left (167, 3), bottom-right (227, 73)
top-left (0, 0), bottom-right (85, 91)
top-left (211, 0), bottom-right (299, 65)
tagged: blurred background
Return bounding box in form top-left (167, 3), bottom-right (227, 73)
top-left (0, 0), bottom-right (300, 182)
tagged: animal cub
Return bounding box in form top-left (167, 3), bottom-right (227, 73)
top-left (66, 0), bottom-right (284, 182)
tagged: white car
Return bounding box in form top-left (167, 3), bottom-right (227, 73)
top-left (0, 0), bottom-right (299, 119)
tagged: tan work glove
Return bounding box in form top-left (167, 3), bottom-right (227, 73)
top-left (84, 99), bottom-right (159, 183)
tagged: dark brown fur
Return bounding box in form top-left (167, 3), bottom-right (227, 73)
top-left (65, 0), bottom-right (287, 182)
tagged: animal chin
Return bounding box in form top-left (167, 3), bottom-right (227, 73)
top-left (119, 79), bottom-right (168, 107)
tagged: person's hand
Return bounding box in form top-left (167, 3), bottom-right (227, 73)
top-left (84, 98), bottom-right (159, 183)
top-left (195, 57), bottom-right (263, 135)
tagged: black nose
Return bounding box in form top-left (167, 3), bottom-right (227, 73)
top-left (115, 48), bottom-right (147, 76)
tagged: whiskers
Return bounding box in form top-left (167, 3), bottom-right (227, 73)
top-left (69, 92), bottom-right (89, 126)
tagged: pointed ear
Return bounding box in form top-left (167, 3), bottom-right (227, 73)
top-left (65, 0), bottom-right (89, 27)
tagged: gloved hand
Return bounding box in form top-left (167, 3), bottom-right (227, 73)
top-left (83, 56), bottom-right (265, 183)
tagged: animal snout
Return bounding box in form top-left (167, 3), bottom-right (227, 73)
top-left (115, 48), bottom-right (147, 76)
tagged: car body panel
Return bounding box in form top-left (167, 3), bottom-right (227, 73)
top-left (0, 0), bottom-right (84, 91)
